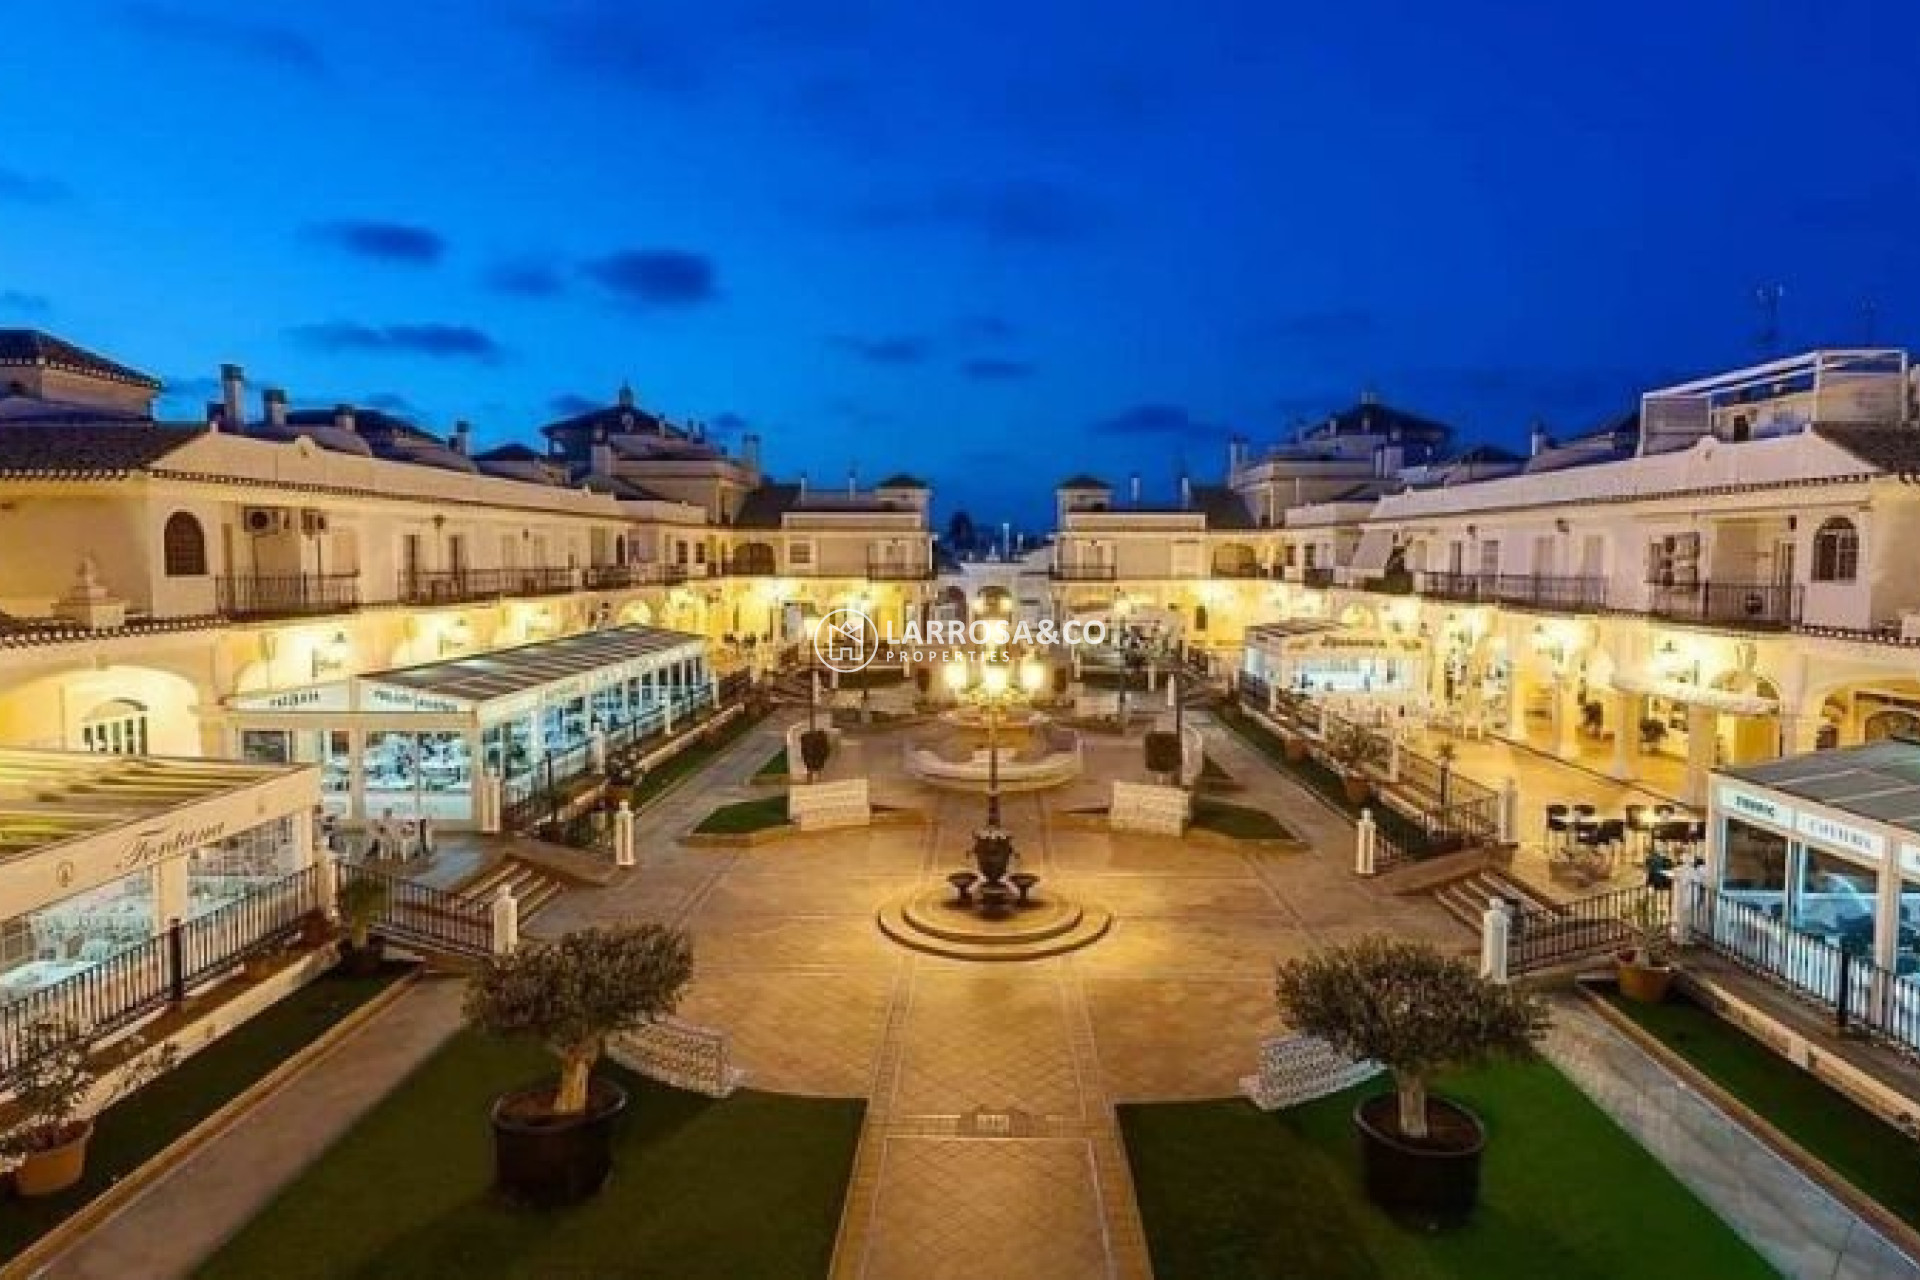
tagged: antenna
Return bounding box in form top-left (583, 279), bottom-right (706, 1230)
top-left (1754, 284), bottom-right (1784, 356)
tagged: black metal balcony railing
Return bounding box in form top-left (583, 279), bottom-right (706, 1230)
top-left (866, 556), bottom-right (935, 581)
top-left (1645, 580), bottom-right (1802, 630)
top-left (1049, 563), bottom-right (1119, 581)
top-left (216, 573), bottom-right (361, 619)
top-left (581, 563), bottom-right (687, 590)
top-left (399, 566), bottom-right (578, 606)
top-left (1299, 566), bottom-right (1335, 589)
top-left (1418, 572), bottom-right (1608, 611)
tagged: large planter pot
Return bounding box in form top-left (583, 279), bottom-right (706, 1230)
top-left (1615, 956), bottom-right (1674, 1004)
top-left (491, 1077), bottom-right (629, 1208)
top-left (339, 936), bottom-right (386, 977)
top-left (1354, 1093), bottom-right (1485, 1229)
top-left (12, 1121), bottom-right (92, 1197)
top-left (1342, 775), bottom-right (1373, 806)
top-left (972, 831), bottom-right (1014, 884)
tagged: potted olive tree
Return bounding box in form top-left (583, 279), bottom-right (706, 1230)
top-left (798, 728), bottom-right (833, 782)
top-left (466, 924), bottom-right (695, 1207)
top-left (1276, 937), bottom-right (1546, 1227)
top-left (1143, 730), bottom-right (1183, 785)
top-left (336, 874), bottom-right (390, 976)
top-left (1615, 898), bottom-right (1674, 1003)
top-left (1, 1020), bottom-right (174, 1197)
top-left (1326, 723), bottom-right (1387, 805)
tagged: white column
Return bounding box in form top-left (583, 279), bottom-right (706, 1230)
top-left (614, 800), bottom-right (637, 868)
top-left (490, 885), bottom-right (519, 955)
top-left (1610, 690), bottom-right (1639, 780)
top-left (1479, 899), bottom-right (1511, 983)
top-left (1685, 703), bottom-right (1717, 805)
top-left (589, 729), bottom-right (608, 775)
top-left (1551, 679), bottom-right (1579, 760)
top-left (478, 768), bottom-right (503, 834)
top-left (1497, 776), bottom-right (1520, 845)
top-left (316, 850), bottom-right (339, 921)
top-left (1354, 809), bottom-right (1377, 876)
top-left (346, 728), bottom-right (367, 823)
top-left (1387, 739), bottom-right (1402, 784)
top-left (153, 858), bottom-right (190, 934)
top-left (1874, 857), bottom-right (1903, 972)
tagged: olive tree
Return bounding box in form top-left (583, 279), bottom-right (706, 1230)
top-left (1276, 937), bottom-right (1546, 1139)
top-left (465, 925), bottom-right (695, 1117)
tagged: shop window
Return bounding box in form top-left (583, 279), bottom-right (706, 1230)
top-left (1811, 518), bottom-right (1859, 583)
top-left (1720, 818), bottom-right (1787, 899)
top-left (163, 512), bottom-right (207, 576)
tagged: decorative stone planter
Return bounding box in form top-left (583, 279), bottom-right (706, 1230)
top-left (490, 1077), bottom-right (629, 1208)
top-left (1354, 1093), bottom-right (1486, 1229)
top-left (1615, 956), bottom-right (1674, 1004)
top-left (12, 1121), bottom-right (93, 1197)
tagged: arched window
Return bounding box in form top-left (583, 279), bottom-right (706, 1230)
top-left (1812, 518), bottom-right (1859, 583)
top-left (163, 512), bottom-right (207, 577)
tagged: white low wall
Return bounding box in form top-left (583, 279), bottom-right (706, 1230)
top-left (1111, 781), bottom-right (1190, 836)
top-left (789, 777), bottom-right (871, 831)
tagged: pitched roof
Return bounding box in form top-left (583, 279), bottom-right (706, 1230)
top-left (472, 443), bottom-right (546, 463)
top-left (733, 482), bottom-right (801, 528)
top-left (0, 423), bottom-right (203, 477)
top-left (0, 330), bottom-right (162, 390)
top-left (1058, 473), bottom-right (1111, 490)
top-left (0, 394), bottom-right (150, 425)
top-left (1310, 399), bottom-right (1452, 442)
top-left (1186, 483), bottom-right (1256, 530)
top-left (876, 473), bottom-right (929, 489)
top-left (1814, 423), bottom-right (1920, 477)
top-left (581, 474), bottom-right (669, 502)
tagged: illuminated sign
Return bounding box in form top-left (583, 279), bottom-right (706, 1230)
top-left (1718, 784), bottom-right (1791, 832)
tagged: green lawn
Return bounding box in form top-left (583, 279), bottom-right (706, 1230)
top-left (754, 747), bottom-right (789, 779)
top-left (627, 707), bottom-right (767, 810)
top-left (1190, 797), bottom-right (1295, 842)
top-left (1120, 1060), bottom-right (1776, 1280)
top-left (1603, 987), bottom-right (1920, 1231)
top-left (201, 1032), bottom-right (864, 1280)
top-left (693, 794), bottom-right (792, 835)
top-left (0, 963), bottom-right (407, 1259)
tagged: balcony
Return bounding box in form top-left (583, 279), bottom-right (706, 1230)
top-left (1418, 572), bottom-right (1608, 611)
top-left (1050, 563), bottom-right (1118, 581)
top-left (1645, 580), bottom-right (1802, 630)
top-left (398, 567), bottom-right (577, 606)
top-left (216, 573), bottom-right (361, 619)
top-left (582, 563), bottom-right (687, 590)
top-left (866, 556), bottom-right (935, 581)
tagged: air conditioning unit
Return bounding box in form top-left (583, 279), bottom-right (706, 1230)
top-left (242, 507), bottom-right (290, 535)
top-left (301, 509), bottom-right (329, 535)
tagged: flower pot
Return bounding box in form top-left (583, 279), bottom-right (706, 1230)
top-left (1354, 1093), bottom-right (1485, 1229)
top-left (12, 1121), bottom-right (92, 1198)
top-left (339, 935), bottom-right (386, 977)
top-left (1342, 775), bottom-right (1373, 806)
top-left (972, 830), bottom-right (1015, 884)
top-left (490, 1077), bottom-right (629, 1208)
top-left (1615, 956), bottom-right (1674, 1004)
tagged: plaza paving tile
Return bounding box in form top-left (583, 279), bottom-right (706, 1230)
top-left (1081, 976), bottom-right (1282, 1101)
top-left (888, 968), bottom-right (1087, 1120)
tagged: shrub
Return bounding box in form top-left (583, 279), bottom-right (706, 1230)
top-left (336, 876), bottom-right (389, 950)
top-left (1276, 937), bottom-right (1546, 1139)
top-left (465, 925), bottom-right (695, 1117)
top-left (1325, 722), bottom-right (1387, 777)
top-left (1, 1019), bottom-right (175, 1158)
top-left (798, 728), bottom-right (832, 780)
top-left (1144, 730), bottom-right (1183, 780)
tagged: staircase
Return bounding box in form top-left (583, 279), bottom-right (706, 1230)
top-left (458, 857), bottom-right (569, 922)
top-left (1428, 866), bottom-right (1556, 932)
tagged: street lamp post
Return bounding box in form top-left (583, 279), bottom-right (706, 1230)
top-left (946, 648), bottom-right (1046, 891)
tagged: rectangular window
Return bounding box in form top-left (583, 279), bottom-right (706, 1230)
top-left (789, 541), bottom-right (814, 566)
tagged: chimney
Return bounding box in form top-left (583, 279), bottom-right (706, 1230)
top-left (333, 404), bottom-right (357, 434)
top-left (1360, 386), bottom-right (1379, 407)
top-left (1129, 473), bottom-right (1142, 505)
top-left (847, 465), bottom-right (858, 497)
top-left (617, 382), bottom-right (635, 410)
top-left (220, 363), bottom-right (245, 431)
top-left (452, 419), bottom-right (472, 456)
top-left (1180, 474), bottom-right (1193, 509)
top-left (798, 470), bottom-right (808, 501)
top-left (1529, 421), bottom-right (1551, 458)
top-left (590, 438), bottom-right (614, 476)
top-left (263, 387), bottom-right (288, 428)
top-left (204, 400), bottom-right (224, 430)
top-left (741, 432), bottom-right (761, 470)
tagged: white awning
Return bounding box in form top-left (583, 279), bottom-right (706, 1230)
top-left (1349, 529), bottom-right (1396, 577)
top-left (1609, 670), bottom-right (1778, 716)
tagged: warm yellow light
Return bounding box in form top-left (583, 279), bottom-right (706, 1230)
top-left (945, 659), bottom-right (970, 692)
top-left (982, 663), bottom-right (1010, 696)
top-left (1019, 659), bottom-right (1045, 693)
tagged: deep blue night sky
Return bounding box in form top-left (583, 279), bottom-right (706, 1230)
top-left (3, 0), bottom-right (1917, 526)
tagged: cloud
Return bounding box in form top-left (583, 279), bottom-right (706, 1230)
top-left (961, 358), bottom-right (1034, 381)
top-left (830, 333), bottom-right (930, 365)
top-left (121, 4), bottom-right (325, 74)
top-left (851, 179), bottom-right (1102, 244)
top-left (1091, 403), bottom-right (1221, 439)
top-left (0, 290), bottom-right (50, 315)
top-left (484, 256), bottom-right (567, 297)
top-left (289, 321), bottom-right (504, 363)
top-left (308, 220), bottom-right (445, 264)
top-left (582, 249), bottom-right (718, 307)
top-left (548, 393), bottom-right (599, 417)
top-left (0, 166), bottom-right (69, 205)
